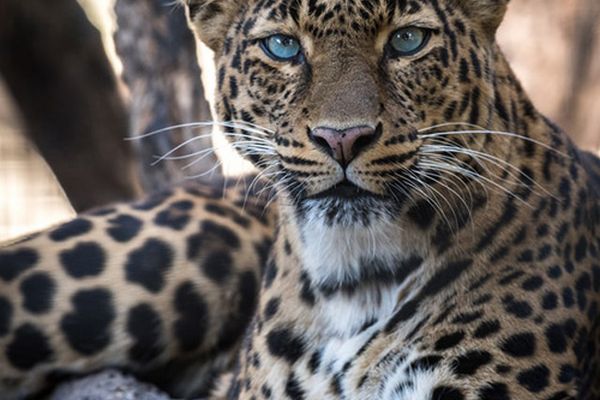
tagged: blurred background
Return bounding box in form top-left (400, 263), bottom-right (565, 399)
top-left (0, 0), bottom-right (599, 241)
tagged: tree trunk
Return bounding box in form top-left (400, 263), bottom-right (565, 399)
top-left (0, 0), bottom-right (140, 212)
top-left (560, 0), bottom-right (600, 148)
top-left (114, 0), bottom-right (219, 192)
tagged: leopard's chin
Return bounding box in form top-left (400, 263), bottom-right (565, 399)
top-left (299, 195), bottom-right (397, 227)
top-left (291, 179), bottom-right (408, 226)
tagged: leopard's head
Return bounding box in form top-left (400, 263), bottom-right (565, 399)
top-left (185, 0), bottom-right (514, 227)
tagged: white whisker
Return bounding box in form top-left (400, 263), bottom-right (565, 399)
top-left (419, 160), bottom-right (534, 209)
top-left (230, 119), bottom-right (275, 133)
top-left (418, 122), bottom-right (484, 133)
top-left (419, 129), bottom-right (569, 158)
top-left (128, 120), bottom-right (273, 141)
top-left (421, 143), bottom-right (557, 200)
top-left (183, 161), bottom-right (224, 180)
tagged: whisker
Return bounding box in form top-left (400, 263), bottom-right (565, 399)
top-left (183, 145), bottom-right (268, 172)
top-left (231, 119), bottom-right (275, 133)
top-left (181, 151), bottom-right (221, 171)
top-left (418, 122), bottom-right (484, 133)
top-left (421, 143), bottom-right (558, 200)
top-left (386, 165), bottom-right (451, 229)
top-left (155, 136), bottom-right (275, 166)
top-left (150, 135), bottom-right (211, 166)
top-left (419, 160), bottom-right (535, 208)
top-left (183, 161), bottom-right (224, 180)
top-left (419, 130), bottom-right (569, 158)
top-left (128, 122), bottom-right (215, 140)
top-left (420, 153), bottom-right (492, 200)
top-left (422, 139), bottom-right (496, 184)
top-left (244, 163), bottom-right (281, 207)
top-left (415, 167), bottom-right (475, 233)
top-left (419, 146), bottom-right (488, 187)
top-left (128, 120), bottom-right (272, 141)
top-left (406, 169), bottom-right (458, 231)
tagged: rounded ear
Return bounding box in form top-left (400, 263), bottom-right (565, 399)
top-left (456, 0), bottom-right (510, 37)
top-left (182, 0), bottom-right (241, 52)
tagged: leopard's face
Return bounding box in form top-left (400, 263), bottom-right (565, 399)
top-left (187, 0), bottom-right (509, 225)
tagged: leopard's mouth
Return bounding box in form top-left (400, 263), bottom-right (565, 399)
top-left (308, 179), bottom-right (378, 200)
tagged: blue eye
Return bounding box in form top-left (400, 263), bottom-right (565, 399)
top-left (389, 27), bottom-right (430, 56)
top-left (261, 34), bottom-right (301, 61)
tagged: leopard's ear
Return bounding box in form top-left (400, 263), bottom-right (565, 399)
top-left (456, 0), bottom-right (510, 37)
top-left (182, 0), bottom-right (241, 52)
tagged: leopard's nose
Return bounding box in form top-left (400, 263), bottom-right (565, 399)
top-left (308, 125), bottom-right (380, 167)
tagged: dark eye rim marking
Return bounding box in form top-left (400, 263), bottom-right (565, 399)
top-left (386, 26), bottom-right (433, 58)
top-left (259, 34), bottom-right (304, 63)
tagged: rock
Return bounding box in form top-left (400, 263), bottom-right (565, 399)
top-left (50, 369), bottom-right (170, 400)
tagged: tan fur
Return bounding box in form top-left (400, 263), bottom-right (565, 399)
top-left (1, 1), bottom-right (599, 399)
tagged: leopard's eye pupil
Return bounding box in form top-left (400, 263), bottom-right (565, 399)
top-left (262, 34), bottom-right (301, 61)
top-left (390, 27), bottom-right (429, 56)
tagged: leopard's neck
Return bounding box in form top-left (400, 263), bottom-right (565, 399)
top-left (287, 212), bottom-right (429, 337)
top-left (270, 201), bottom-right (448, 340)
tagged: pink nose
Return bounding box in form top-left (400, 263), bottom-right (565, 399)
top-left (309, 125), bottom-right (379, 166)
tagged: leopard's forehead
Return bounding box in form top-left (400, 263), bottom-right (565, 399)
top-left (244, 0), bottom-right (445, 36)
top-left (252, 0), bottom-right (430, 18)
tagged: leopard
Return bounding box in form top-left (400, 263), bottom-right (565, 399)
top-left (1, 0), bottom-right (600, 399)
top-left (183, 0), bottom-right (600, 398)
top-left (0, 177), bottom-right (276, 399)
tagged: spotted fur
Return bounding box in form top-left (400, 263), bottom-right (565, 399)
top-left (0, 178), bottom-right (275, 399)
top-left (184, 0), bottom-right (600, 398)
top-left (2, 0), bottom-right (600, 399)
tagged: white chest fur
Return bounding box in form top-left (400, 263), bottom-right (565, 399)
top-left (297, 211), bottom-right (421, 337)
top-left (313, 285), bottom-right (403, 337)
top-left (299, 211), bottom-right (404, 287)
